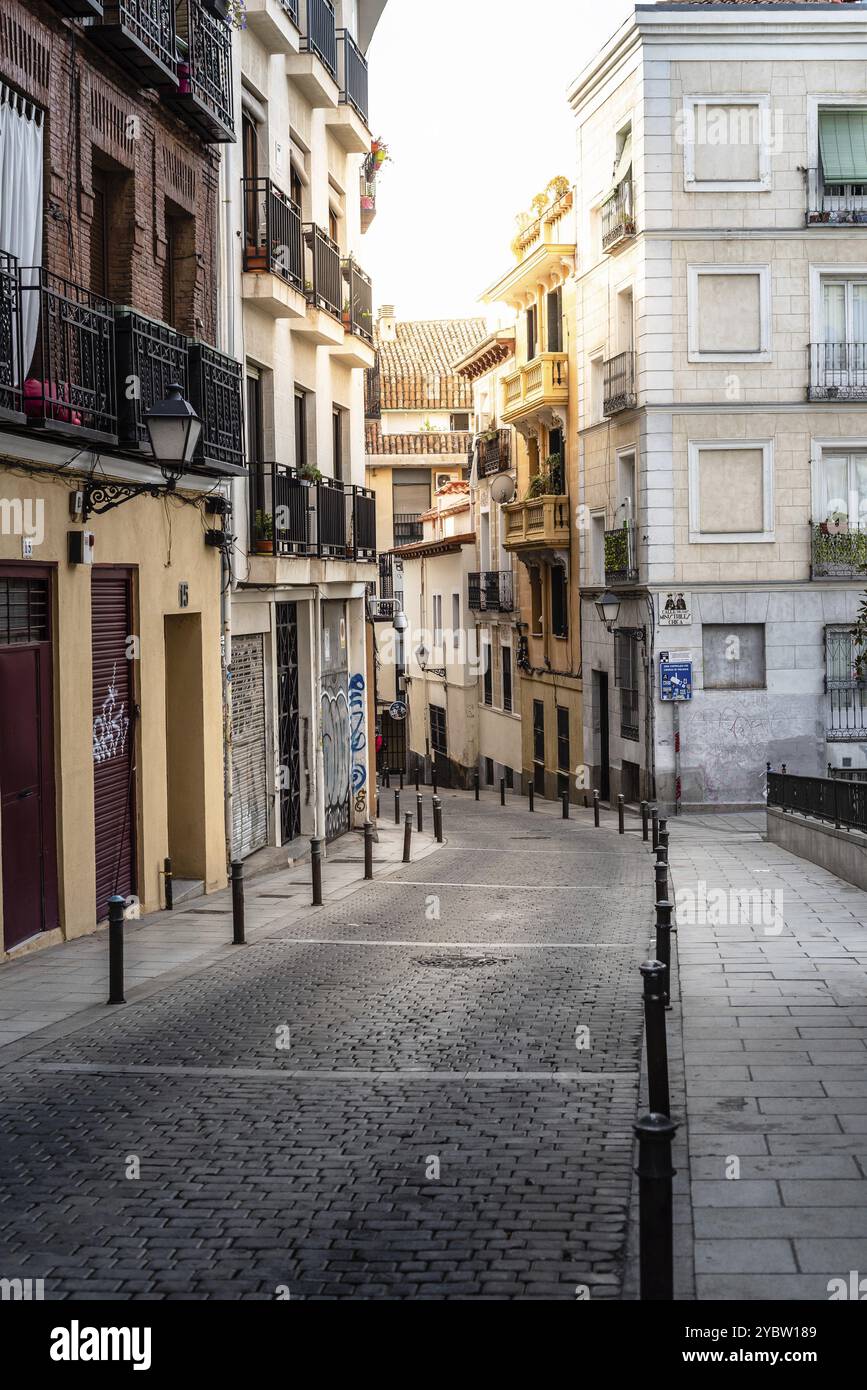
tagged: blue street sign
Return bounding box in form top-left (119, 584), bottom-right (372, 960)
top-left (660, 660), bottom-right (692, 702)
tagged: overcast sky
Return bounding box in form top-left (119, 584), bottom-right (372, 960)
top-left (362, 0), bottom-right (641, 321)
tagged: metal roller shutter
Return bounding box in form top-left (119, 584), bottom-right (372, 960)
top-left (91, 570), bottom-right (136, 923)
top-left (231, 634), bottom-right (268, 859)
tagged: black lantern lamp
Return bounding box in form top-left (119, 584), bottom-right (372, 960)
top-left (595, 591), bottom-right (622, 631)
top-left (144, 382), bottom-right (202, 484)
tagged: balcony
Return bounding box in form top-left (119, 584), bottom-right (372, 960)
top-left (47, 0), bottom-right (104, 16)
top-left (468, 571), bottom-right (514, 614)
top-left (187, 341), bottom-right (244, 473)
top-left (393, 513), bottom-right (424, 546)
top-left (114, 308), bottom-right (188, 451)
top-left (601, 179), bottom-right (636, 252)
top-left (805, 169), bottom-right (867, 226)
top-left (333, 258), bottom-right (374, 367)
top-left (502, 495), bottom-right (570, 553)
top-left (360, 151), bottom-right (378, 232)
top-left (89, 0), bottom-right (177, 88)
top-left (19, 268), bottom-right (117, 445)
top-left (811, 524), bottom-right (867, 579)
top-left (0, 253), bottom-right (24, 425)
top-left (162, 0), bottom-right (235, 143)
top-left (250, 465), bottom-right (376, 561)
top-left (485, 189), bottom-right (576, 309)
top-left (477, 428), bottom-right (511, 476)
top-left (290, 0), bottom-right (339, 107)
top-left (245, 0), bottom-right (300, 55)
top-left (241, 178), bottom-right (306, 319)
top-left (295, 224), bottom-right (344, 344)
top-left (808, 343), bottom-right (867, 402)
top-left (604, 522), bottom-right (639, 586)
top-left (500, 352), bottom-right (568, 426)
top-left (325, 29), bottom-right (370, 152)
top-left (378, 551), bottom-right (403, 602)
top-left (603, 350), bottom-right (636, 416)
top-left (365, 354), bottom-right (381, 419)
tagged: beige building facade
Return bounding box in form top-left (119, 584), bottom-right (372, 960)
top-left (573, 0), bottom-right (867, 809)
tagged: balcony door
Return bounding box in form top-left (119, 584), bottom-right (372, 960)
top-left (819, 451), bottom-right (867, 531)
top-left (822, 279), bottom-right (867, 385)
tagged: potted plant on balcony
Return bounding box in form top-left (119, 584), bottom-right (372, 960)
top-left (254, 511), bottom-right (274, 555)
top-left (298, 464), bottom-right (323, 484)
top-left (826, 508), bottom-right (849, 535)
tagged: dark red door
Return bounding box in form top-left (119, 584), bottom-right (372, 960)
top-left (0, 570), bottom-right (59, 950)
top-left (91, 569), bottom-right (136, 923)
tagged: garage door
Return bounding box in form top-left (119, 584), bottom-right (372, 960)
top-left (231, 634), bottom-right (268, 859)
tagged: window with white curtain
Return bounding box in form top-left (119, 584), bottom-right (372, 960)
top-left (822, 279), bottom-right (867, 357)
top-left (819, 452), bottom-right (867, 529)
top-left (0, 87), bottom-right (44, 381)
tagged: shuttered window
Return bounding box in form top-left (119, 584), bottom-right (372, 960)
top-left (0, 578), bottom-right (49, 644)
top-left (820, 110), bottom-right (867, 184)
top-left (547, 287), bottom-right (563, 353)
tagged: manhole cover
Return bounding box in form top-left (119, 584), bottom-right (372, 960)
top-left (414, 954), bottom-right (508, 970)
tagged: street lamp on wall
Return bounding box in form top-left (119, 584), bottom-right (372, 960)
top-left (595, 591), bottom-right (622, 632)
top-left (145, 382), bottom-right (203, 485)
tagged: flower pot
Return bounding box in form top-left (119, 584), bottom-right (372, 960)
top-left (245, 248), bottom-right (268, 272)
top-left (254, 538), bottom-right (274, 555)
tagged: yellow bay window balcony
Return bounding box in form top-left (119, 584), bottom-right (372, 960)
top-left (501, 352), bottom-right (569, 425)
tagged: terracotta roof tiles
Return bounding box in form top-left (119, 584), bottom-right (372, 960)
top-left (374, 317), bottom-right (489, 411)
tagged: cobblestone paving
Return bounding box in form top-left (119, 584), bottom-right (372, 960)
top-left (0, 791), bottom-right (653, 1299)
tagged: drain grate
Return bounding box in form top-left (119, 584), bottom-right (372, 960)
top-left (414, 954), bottom-right (509, 970)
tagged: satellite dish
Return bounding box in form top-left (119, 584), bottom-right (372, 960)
top-left (490, 474), bottom-right (516, 505)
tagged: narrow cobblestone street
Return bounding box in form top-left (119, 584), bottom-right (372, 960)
top-left (0, 790), bottom-right (653, 1300)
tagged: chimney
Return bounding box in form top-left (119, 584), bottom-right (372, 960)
top-left (378, 304), bottom-right (396, 342)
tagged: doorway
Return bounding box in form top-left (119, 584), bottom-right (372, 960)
top-left (164, 614), bottom-right (207, 880)
top-left (91, 569), bottom-right (137, 923)
top-left (276, 602), bottom-right (301, 843)
top-left (594, 669), bottom-right (610, 802)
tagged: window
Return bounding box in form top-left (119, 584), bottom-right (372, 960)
top-left (294, 389), bottom-right (308, 472)
top-left (590, 353), bottom-right (605, 424)
top-left (590, 512), bottom-right (606, 585)
top-left (815, 277), bottom-right (867, 389)
top-left (815, 450), bottom-right (867, 530)
top-left (392, 470), bottom-right (430, 545)
top-left (526, 303), bottom-right (538, 362)
top-left (687, 266), bottom-right (772, 362)
top-left (502, 638), bottom-right (513, 713)
top-left (547, 426), bottom-right (565, 495)
top-left (90, 168), bottom-right (109, 298)
top-left (432, 594), bottom-right (443, 647)
top-left (329, 205), bottom-right (341, 247)
top-left (533, 700), bottom-right (545, 794)
top-left (450, 412), bottom-right (470, 432)
top-left (547, 287), bottom-right (563, 353)
top-left (818, 109), bottom-right (867, 202)
top-left (529, 566), bottom-right (543, 636)
top-left (0, 577), bottom-right (50, 645)
top-left (556, 705), bottom-right (570, 799)
top-left (683, 96), bottom-right (771, 192)
top-left (482, 636), bottom-right (492, 706)
top-left (430, 704), bottom-right (447, 755)
top-left (702, 624), bottom-right (766, 691)
top-left (614, 631), bottom-right (640, 741)
top-left (550, 565), bottom-right (568, 639)
top-left (451, 593), bottom-right (460, 648)
top-left (485, 756), bottom-right (494, 785)
top-left (688, 439), bottom-right (774, 543)
top-left (826, 626), bottom-right (867, 740)
top-left (332, 406), bottom-right (344, 481)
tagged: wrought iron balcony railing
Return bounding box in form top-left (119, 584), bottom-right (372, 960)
top-left (601, 178), bottom-right (636, 251)
top-left (351, 485), bottom-right (376, 561)
top-left (365, 354), bottom-right (381, 419)
top-left (336, 28), bottom-right (369, 125)
top-left (811, 524), bottom-right (867, 578)
top-left (114, 308), bottom-right (188, 450)
top-left (250, 463), bottom-right (316, 557)
top-left (808, 343), bottom-right (867, 401)
top-left (20, 268), bottom-right (117, 443)
top-left (378, 551), bottom-right (403, 603)
top-left (242, 178), bottom-right (303, 290)
top-left (805, 168), bottom-right (867, 226)
top-left (604, 521), bottom-right (639, 585)
top-left (48, 0), bottom-right (104, 18)
top-left (303, 224), bottom-right (342, 320)
top-left (393, 513), bottom-right (424, 546)
top-left (301, 0), bottom-right (337, 78)
top-left (341, 258), bottom-right (373, 342)
top-left (90, 0), bottom-right (177, 87)
top-left (478, 429), bottom-right (511, 476)
top-left (468, 571), bottom-right (514, 614)
top-left (280, 0), bottom-right (299, 22)
top-left (0, 252), bottom-right (24, 424)
top-left (769, 770), bottom-right (867, 832)
top-left (166, 0), bottom-right (235, 143)
top-left (603, 350), bottom-right (636, 415)
top-left (187, 341), bottom-right (244, 473)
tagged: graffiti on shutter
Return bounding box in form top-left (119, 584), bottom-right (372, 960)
top-left (231, 634), bottom-right (268, 859)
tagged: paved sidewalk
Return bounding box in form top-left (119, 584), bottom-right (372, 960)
top-left (669, 812), bottom-right (867, 1300)
top-left (0, 817), bottom-right (438, 1053)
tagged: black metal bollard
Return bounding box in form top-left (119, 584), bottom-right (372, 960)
top-left (641, 961), bottom-right (670, 1117)
top-left (107, 895), bottom-right (126, 1005)
top-left (659, 817), bottom-right (669, 855)
top-left (655, 859), bottom-right (669, 907)
top-left (655, 899), bottom-right (674, 1006)
top-left (415, 765), bottom-right (420, 793)
top-left (394, 789), bottom-right (400, 826)
top-left (384, 768), bottom-right (391, 789)
top-left (163, 857), bottom-right (173, 911)
top-left (651, 807), bottom-right (659, 851)
top-left (311, 837), bottom-right (323, 907)
top-left (593, 790), bottom-right (600, 827)
top-left (618, 794), bottom-right (625, 835)
top-left (500, 778), bottom-right (506, 807)
top-left (641, 801), bottom-right (649, 843)
top-left (433, 796), bottom-right (443, 844)
top-left (528, 782), bottom-right (534, 813)
top-left (634, 1112), bottom-right (678, 1301)
top-left (562, 791), bottom-right (569, 820)
top-left (403, 812), bottom-right (413, 864)
top-left (231, 860), bottom-right (246, 945)
top-left (474, 769), bottom-right (480, 802)
top-left (432, 764), bottom-right (438, 796)
top-left (417, 793), bottom-right (424, 833)
top-left (364, 821), bottom-right (374, 881)
top-left (399, 769), bottom-right (404, 792)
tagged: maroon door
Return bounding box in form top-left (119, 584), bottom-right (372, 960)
top-left (91, 569), bottom-right (137, 922)
top-left (0, 570), bottom-right (59, 950)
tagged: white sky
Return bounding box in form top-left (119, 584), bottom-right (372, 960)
top-left (362, 0), bottom-right (643, 321)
